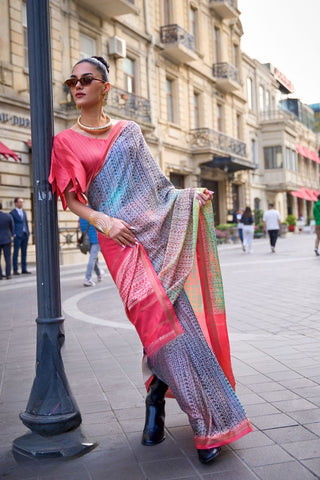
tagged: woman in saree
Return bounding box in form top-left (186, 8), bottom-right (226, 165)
top-left (49, 56), bottom-right (252, 464)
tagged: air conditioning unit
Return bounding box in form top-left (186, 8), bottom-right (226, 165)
top-left (108, 36), bottom-right (126, 58)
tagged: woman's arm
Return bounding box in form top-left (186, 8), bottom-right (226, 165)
top-left (64, 182), bottom-right (137, 247)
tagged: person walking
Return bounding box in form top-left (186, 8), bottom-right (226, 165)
top-left (263, 203), bottom-right (280, 253)
top-left (241, 207), bottom-right (254, 253)
top-left (10, 197), bottom-right (31, 274)
top-left (49, 56), bottom-right (252, 464)
top-left (0, 202), bottom-right (14, 279)
top-left (79, 215), bottom-right (103, 286)
top-left (313, 194), bottom-right (320, 256)
top-left (236, 208), bottom-right (244, 245)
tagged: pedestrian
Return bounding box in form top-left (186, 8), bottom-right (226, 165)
top-left (241, 206), bottom-right (254, 253)
top-left (313, 194), bottom-right (320, 256)
top-left (79, 215), bottom-right (103, 286)
top-left (10, 197), bottom-right (31, 274)
top-left (0, 202), bottom-right (14, 279)
top-left (49, 56), bottom-right (252, 464)
top-left (263, 203), bottom-right (280, 253)
top-left (236, 208), bottom-right (244, 245)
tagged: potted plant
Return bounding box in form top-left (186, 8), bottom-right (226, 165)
top-left (280, 222), bottom-right (288, 237)
top-left (286, 214), bottom-right (297, 232)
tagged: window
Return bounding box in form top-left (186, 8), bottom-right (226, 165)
top-left (163, 0), bottom-right (170, 24)
top-left (251, 139), bottom-right (257, 165)
top-left (286, 148), bottom-right (291, 170)
top-left (291, 150), bottom-right (297, 171)
top-left (264, 146), bottom-right (283, 169)
top-left (259, 85), bottom-right (264, 112)
top-left (190, 7), bottom-right (197, 43)
top-left (193, 92), bottom-right (200, 129)
top-left (236, 114), bottom-right (241, 139)
top-left (22, 3), bottom-right (28, 69)
top-left (233, 44), bottom-right (239, 68)
top-left (166, 78), bottom-right (174, 123)
top-left (170, 173), bottom-right (184, 189)
top-left (266, 90), bottom-right (271, 113)
top-left (79, 33), bottom-right (96, 59)
top-left (214, 27), bottom-right (221, 63)
top-left (123, 57), bottom-right (135, 93)
top-left (217, 104), bottom-right (223, 131)
top-left (247, 77), bottom-right (253, 111)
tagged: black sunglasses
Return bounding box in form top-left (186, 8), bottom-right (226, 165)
top-left (64, 76), bottom-right (106, 88)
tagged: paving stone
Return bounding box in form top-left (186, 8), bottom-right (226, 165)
top-left (264, 425), bottom-right (319, 444)
top-left (250, 413), bottom-right (298, 430)
top-left (282, 438), bottom-right (320, 460)
top-left (235, 444), bottom-right (292, 467)
top-left (253, 461), bottom-right (318, 480)
top-left (301, 458), bottom-right (320, 478)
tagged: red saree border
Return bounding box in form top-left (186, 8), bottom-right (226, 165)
top-left (98, 234), bottom-right (183, 357)
top-left (194, 420), bottom-right (253, 449)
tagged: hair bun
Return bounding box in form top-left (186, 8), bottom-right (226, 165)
top-left (92, 56), bottom-right (110, 73)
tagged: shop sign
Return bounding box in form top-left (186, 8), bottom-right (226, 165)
top-left (0, 112), bottom-right (31, 128)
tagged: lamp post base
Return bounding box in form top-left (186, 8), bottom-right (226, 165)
top-left (12, 428), bottom-right (97, 460)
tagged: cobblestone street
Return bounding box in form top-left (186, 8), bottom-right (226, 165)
top-left (0, 232), bottom-right (320, 479)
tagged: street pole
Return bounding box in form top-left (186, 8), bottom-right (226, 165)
top-left (12, 0), bottom-right (95, 458)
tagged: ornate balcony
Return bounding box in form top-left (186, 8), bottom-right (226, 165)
top-left (212, 62), bottom-right (240, 93)
top-left (62, 86), bottom-right (152, 127)
top-left (259, 109), bottom-right (296, 123)
top-left (189, 128), bottom-right (255, 172)
top-left (160, 24), bottom-right (198, 64)
top-left (209, 0), bottom-right (237, 19)
top-left (76, 0), bottom-right (138, 19)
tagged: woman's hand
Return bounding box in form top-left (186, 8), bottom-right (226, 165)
top-left (108, 218), bottom-right (137, 247)
top-left (196, 189), bottom-right (213, 207)
top-left (89, 211), bottom-right (137, 247)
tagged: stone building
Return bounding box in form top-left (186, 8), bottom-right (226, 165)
top-left (242, 53), bottom-right (320, 223)
top-left (1, 0), bottom-right (253, 264)
top-left (0, 0), bottom-right (318, 266)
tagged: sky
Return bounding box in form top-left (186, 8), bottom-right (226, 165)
top-left (238, 0), bottom-right (320, 106)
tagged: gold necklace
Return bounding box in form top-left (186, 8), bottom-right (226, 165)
top-left (77, 114), bottom-right (112, 133)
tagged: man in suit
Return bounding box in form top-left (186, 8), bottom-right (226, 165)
top-left (0, 202), bottom-right (14, 279)
top-left (10, 197), bottom-right (31, 275)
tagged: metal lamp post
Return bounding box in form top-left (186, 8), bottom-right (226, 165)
top-left (12, 0), bottom-right (95, 458)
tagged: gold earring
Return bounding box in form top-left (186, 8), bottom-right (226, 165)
top-left (76, 104), bottom-right (79, 110)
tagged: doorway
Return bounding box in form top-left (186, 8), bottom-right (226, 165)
top-left (201, 179), bottom-right (220, 225)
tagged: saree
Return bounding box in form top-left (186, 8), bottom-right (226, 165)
top-left (49, 120), bottom-right (252, 448)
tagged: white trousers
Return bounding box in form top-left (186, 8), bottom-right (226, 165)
top-left (243, 225), bottom-right (254, 252)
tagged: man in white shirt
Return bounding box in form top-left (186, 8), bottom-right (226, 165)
top-left (263, 203), bottom-right (281, 253)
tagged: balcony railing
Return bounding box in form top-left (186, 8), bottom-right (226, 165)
top-left (259, 109), bottom-right (296, 122)
top-left (190, 128), bottom-right (247, 158)
top-left (212, 62), bottom-right (239, 93)
top-left (209, 0), bottom-right (237, 19)
top-left (76, 0), bottom-right (137, 18)
top-left (160, 24), bottom-right (195, 51)
top-left (62, 86), bottom-right (152, 125)
top-left (213, 62), bottom-right (239, 82)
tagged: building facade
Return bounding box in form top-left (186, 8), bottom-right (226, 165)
top-left (0, 0), bottom-right (318, 265)
top-left (242, 53), bottom-right (320, 223)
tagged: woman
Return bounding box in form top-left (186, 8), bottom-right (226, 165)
top-left (49, 56), bottom-right (252, 464)
top-left (241, 207), bottom-right (254, 253)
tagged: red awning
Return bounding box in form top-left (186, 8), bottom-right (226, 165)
top-left (312, 190), bottom-right (320, 201)
top-left (0, 141), bottom-right (21, 161)
top-left (291, 188), bottom-right (316, 201)
top-left (296, 143), bottom-right (320, 163)
top-left (24, 140), bottom-right (32, 148)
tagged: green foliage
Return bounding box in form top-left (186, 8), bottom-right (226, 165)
top-left (286, 214), bottom-right (297, 226)
top-left (254, 209), bottom-right (263, 225)
top-left (216, 223), bottom-right (237, 231)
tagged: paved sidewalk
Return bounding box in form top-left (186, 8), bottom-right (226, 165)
top-left (0, 233), bottom-right (320, 479)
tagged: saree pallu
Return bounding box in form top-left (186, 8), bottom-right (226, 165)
top-left (49, 120), bottom-right (252, 448)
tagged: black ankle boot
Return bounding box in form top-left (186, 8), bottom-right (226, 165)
top-left (197, 447), bottom-right (221, 464)
top-left (141, 376), bottom-right (168, 446)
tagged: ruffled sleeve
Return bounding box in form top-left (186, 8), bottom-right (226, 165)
top-left (49, 132), bottom-right (87, 210)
